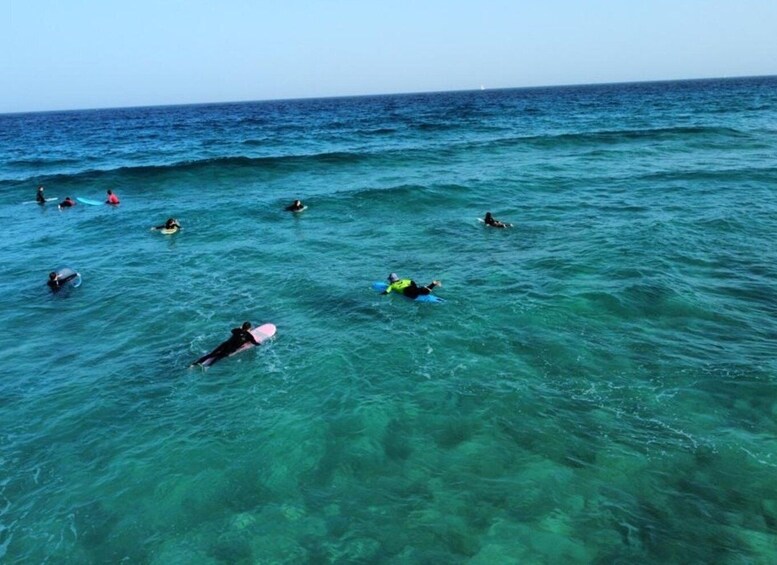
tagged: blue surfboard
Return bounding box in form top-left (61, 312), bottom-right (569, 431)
top-left (372, 282), bottom-right (444, 303)
top-left (76, 197), bottom-right (103, 206)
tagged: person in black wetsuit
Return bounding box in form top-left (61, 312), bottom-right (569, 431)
top-left (192, 321), bottom-right (260, 367)
top-left (484, 212), bottom-right (510, 228)
top-left (152, 218), bottom-right (181, 231)
top-left (285, 199), bottom-right (305, 212)
top-left (47, 271), bottom-right (78, 293)
top-left (36, 186), bottom-right (46, 205)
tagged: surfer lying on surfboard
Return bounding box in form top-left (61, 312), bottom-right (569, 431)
top-left (151, 218), bottom-right (181, 231)
top-left (192, 321), bottom-right (260, 367)
top-left (483, 212), bottom-right (511, 228)
top-left (285, 199), bottom-right (305, 212)
top-left (47, 270), bottom-right (78, 293)
top-left (382, 273), bottom-right (441, 299)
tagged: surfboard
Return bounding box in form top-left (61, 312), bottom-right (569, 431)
top-left (160, 227), bottom-right (179, 235)
top-left (199, 323), bottom-right (277, 367)
top-left (52, 267), bottom-right (82, 290)
top-left (76, 197), bottom-right (103, 206)
top-left (24, 197), bottom-right (58, 204)
top-left (286, 206), bottom-right (308, 213)
top-left (372, 282), bottom-right (444, 303)
top-left (477, 218), bottom-right (512, 228)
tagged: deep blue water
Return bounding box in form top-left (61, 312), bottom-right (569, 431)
top-left (1, 77), bottom-right (777, 563)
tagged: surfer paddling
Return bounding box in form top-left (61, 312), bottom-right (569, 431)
top-left (47, 270), bottom-right (78, 293)
top-left (151, 218), bottom-right (181, 231)
top-left (483, 212), bottom-right (511, 228)
top-left (191, 321), bottom-right (260, 367)
top-left (381, 273), bottom-right (441, 299)
top-left (285, 199), bottom-right (305, 212)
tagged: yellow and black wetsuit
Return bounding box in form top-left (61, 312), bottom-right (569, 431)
top-left (385, 279), bottom-right (431, 299)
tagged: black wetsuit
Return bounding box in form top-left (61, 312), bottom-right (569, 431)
top-left (285, 202), bottom-right (304, 212)
top-left (155, 221), bottom-right (179, 230)
top-left (402, 281), bottom-right (433, 299)
top-left (36, 192), bottom-right (46, 205)
top-left (194, 327), bottom-right (259, 366)
top-left (485, 216), bottom-right (507, 228)
top-left (47, 273), bottom-right (77, 293)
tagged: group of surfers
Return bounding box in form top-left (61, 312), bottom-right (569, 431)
top-left (36, 186), bottom-right (121, 209)
top-left (38, 184), bottom-right (512, 366)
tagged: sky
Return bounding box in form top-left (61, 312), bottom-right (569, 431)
top-left (2, 0), bottom-right (776, 113)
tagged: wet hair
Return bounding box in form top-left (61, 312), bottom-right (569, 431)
top-left (107, 190), bottom-right (113, 195)
top-left (49, 272), bottom-right (57, 279)
top-left (241, 321), bottom-right (251, 330)
top-left (485, 212), bottom-right (492, 219)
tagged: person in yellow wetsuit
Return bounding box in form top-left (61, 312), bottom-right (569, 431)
top-left (382, 273), bottom-right (441, 299)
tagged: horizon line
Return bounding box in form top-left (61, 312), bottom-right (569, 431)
top-left (2, 73), bottom-right (775, 117)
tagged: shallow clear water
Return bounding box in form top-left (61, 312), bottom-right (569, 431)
top-left (1, 77), bottom-right (777, 563)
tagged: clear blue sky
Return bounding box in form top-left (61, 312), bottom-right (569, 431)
top-left (2, 0), bottom-right (776, 112)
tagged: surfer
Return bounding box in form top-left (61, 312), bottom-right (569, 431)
top-left (192, 321), bottom-right (261, 367)
top-left (36, 186), bottom-right (46, 205)
top-left (58, 197), bottom-right (75, 209)
top-left (382, 273), bottom-right (441, 299)
top-left (285, 199), bottom-right (305, 212)
top-left (484, 212), bottom-right (510, 228)
top-left (47, 271), bottom-right (78, 293)
top-left (106, 190), bottom-right (120, 205)
top-left (152, 218), bottom-right (181, 231)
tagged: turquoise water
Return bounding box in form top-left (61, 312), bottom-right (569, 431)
top-left (1, 77), bottom-right (777, 562)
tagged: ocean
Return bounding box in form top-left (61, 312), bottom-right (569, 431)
top-left (1, 76), bottom-right (776, 563)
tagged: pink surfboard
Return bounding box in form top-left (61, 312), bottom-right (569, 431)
top-left (199, 323), bottom-right (276, 367)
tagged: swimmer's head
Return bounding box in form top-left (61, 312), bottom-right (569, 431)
top-left (388, 273), bottom-right (399, 283)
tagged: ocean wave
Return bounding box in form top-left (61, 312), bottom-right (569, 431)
top-left (637, 166), bottom-right (777, 183)
top-left (329, 182), bottom-right (471, 207)
top-left (476, 126), bottom-right (752, 150)
top-left (5, 158), bottom-right (82, 168)
top-left (361, 127), bottom-right (398, 135)
top-left (236, 117), bottom-right (270, 126)
top-left (0, 151), bottom-right (377, 186)
top-left (413, 121), bottom-right (459, 132)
